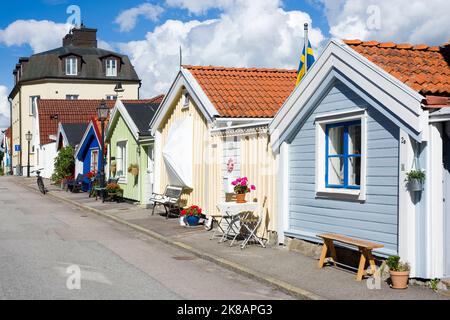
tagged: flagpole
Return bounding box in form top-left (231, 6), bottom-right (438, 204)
top-left (304, 23), bottom-right (309, 74)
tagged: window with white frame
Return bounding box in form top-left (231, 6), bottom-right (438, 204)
top-left (90, 149), bottom-right (99, 174)
top-left (66, 95), bottom-right (79, 100)
top-left (106, 95), bottom-right (117, 101)
top-left (65, 57), bottom-right (78, 76)
top-left (106, 59), bottom-right (117, 77)
top-left (326, 121), bottom-right (361, 189)
top-left (116, 141), bottom-right (127, 179)
top-left (315, 110), bottom-right (367, 200)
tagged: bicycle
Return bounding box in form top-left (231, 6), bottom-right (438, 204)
top-left (31, 169), bottom-right (47, 195)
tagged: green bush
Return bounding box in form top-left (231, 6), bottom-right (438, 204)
top-left (0, 167), bottom-right (4, 176)
top-left (51, 146), bottom-right (75, 183)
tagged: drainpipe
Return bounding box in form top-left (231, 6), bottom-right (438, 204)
top-left (8, 98), bottom-right (13, 175)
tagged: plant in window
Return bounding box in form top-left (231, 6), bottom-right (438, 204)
top-left (110, 161), bottom-right (117, 175)
top-left (386, 255), bottom-right (410, 290)
top-left (405, 169), bottom-right (425, 192)
top-left (127, 163), bottom-right (139, 176)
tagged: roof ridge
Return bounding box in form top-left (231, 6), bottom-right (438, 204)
top-left (182, 65), bottom-right (297, 73)
top-left (343, 39), bottom-right (444, 51)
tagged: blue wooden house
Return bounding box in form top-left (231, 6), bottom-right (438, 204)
top-left (270, 39), bottom-right (450, 280)
top-left (74, 119), bottom-right (104, 191)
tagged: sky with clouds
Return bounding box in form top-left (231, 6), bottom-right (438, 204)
top-left (0, 0), bottom-right (449, 132)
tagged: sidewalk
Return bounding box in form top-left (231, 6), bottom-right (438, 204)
top-left (16, 177), bottom-right (450, 300)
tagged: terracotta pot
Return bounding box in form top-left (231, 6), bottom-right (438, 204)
top-left (131, 167), bottom-right (139, 176)
top-left (390, 270), bottom-right (410, 289)
top-left (236, 193), bottom-right (246, 203)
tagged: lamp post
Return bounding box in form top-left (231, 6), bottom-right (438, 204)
top-left (97, 100), bottom-right (109, 187)
top-left (25, 131), bottom-right (32, 178)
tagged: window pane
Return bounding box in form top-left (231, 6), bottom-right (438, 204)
top-left (348, 124), bottom-right (361, 155)
top-left (328, 156), bottom-right (344, 186)
top-left (328, 126), bottom-right (344, 155)
top-left (348, 156), bottom-right (361, 186)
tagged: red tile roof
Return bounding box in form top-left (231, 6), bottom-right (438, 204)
top-left (344, 40), bottom-right (450, 96)
top-left (183, 65), bottom-right (298, 118)
top-left (38, 96), bottom-right (164, 145)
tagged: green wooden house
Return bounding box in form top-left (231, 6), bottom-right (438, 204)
top-left (106, 96), bottom-right (163, 205)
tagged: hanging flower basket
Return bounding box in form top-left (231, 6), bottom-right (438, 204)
top-left (128, 164), bottom-right (139, 177)
top-left (408, 179), bottom-right (423, 192)
top-left (406, 170), bottom-right (425, 193)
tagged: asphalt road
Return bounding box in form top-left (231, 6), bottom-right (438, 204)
top-left (0, 178), bottom-right (292, 300)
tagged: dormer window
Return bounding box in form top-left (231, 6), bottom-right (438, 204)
top-left (66, 57), bottom-right (78, 76)
top-left (106, 58), bottom-right (117, 77)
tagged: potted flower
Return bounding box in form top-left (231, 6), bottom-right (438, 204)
top-left (386, 255), bottom-right (410, 289)
top-left (128, 164), bottom-right (139, 177)
top-left (406, 169), bottom-right (425, 192)
top-left (106, 182), bottom-right (121, 192)
top-left (181, 205), bottom-right (203, 226)
top-left (85, 171), bottom-right (95, 180)
top-left (231, 177), bottom-right (256, 203)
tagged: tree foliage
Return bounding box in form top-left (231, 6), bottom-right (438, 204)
top-left (51, 146), bottom-right (75, 183)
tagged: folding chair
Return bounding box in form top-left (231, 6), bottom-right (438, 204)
top-left (210, 205), bottom-right (240, 243)
top-left (232, 197), bottom-right (267, 249)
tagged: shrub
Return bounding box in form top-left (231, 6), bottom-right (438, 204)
top-left (51, 146), bottom-right (75, 183)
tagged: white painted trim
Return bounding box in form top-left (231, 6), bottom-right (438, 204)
top-left (314, 110), bottom-right (367, 201)
top-left (210, 121), bottom-right (270, 133)
top-left (426, 123), bottom-right (444, 278)
top-left (115, 139), bottom-right (128, 184)
top-left (154, 130), bottom-right (162, 194)
top-left (106, 100), bottom-right (140, 142)
top-left (74, 121), bottom-right (99, 160)
top-left (269, 39), bottom-right (425, 150)
top-left (278, 142), bottom-right (289, 244)
top-left (398, 130), bottom-right (417, 277)
top-left (150, 69), bottom-right (220, 136)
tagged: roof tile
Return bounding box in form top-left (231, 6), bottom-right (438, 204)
top-left (183, 65), bottom-right (297, 118)
top-left (344, 40), bottom-right (450, 96)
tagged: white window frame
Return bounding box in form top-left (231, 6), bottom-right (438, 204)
top-left (90, 148), bottom-right (99, 174)
top-left (314, 109), bottom-right (367, 201)
top-left (116, 140), bottom-right (128, 183)
top-left (29, 96), bottom-right (39, 116)
top-left (106, 95), bottom-right (117, 101)
top-left (66, 95), bottom-right (79, 100)
top-left (106, 58), bottom-right (118, 77)
top-left (66, 57), bottom-right (78, 76)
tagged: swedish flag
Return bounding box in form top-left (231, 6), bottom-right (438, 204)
top-left (296, 40), bottom-right (315, 86)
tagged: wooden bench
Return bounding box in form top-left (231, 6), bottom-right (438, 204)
top-left (317, 233), bottom-right (384, 281)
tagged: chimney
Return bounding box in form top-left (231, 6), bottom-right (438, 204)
top-left (63, 24), bottom-right (97, 48)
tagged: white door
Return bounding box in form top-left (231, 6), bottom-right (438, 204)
top-left (444, 124), bottom-right (450, 277)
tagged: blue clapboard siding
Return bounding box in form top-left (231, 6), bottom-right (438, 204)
top-left (288, 81), bottom-right (399, 253)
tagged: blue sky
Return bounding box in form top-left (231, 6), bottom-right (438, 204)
top-left (0, 0), bottom-right (449, 130)
top-left (0, 0), bottom-right (328, 94)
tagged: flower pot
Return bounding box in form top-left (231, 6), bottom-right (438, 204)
top-left (131, 167), bottom-right (139, 176)
top-left (236, 193), bottom-right (246, 203)
top-left (390, 270), bottom-right (410, 289)
top-left (408, 179), bottom-right (423, 192)
top-left (185, 215), bottom-right (200, 226)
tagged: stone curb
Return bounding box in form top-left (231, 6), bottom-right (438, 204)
top-left (19, 180), bottom-right (324, 300)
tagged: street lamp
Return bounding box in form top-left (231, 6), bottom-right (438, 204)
top-left (25, 131), bottom-right (32, 178)
top-left (97, 100), bottom-right (109, 187)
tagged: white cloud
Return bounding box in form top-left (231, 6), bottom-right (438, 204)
top-left (319, 0), bottom-right (450, 44)
top-left (115, 3), bottom-right (164, 32)
top-left (118, 0), bottom-right (325, 97)
top-left (0, 86), bottom-right (10, 130)
top-left (165, 0), bottom-right (234, 14)
top-left (0, 19), bottom-right (70, 53)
